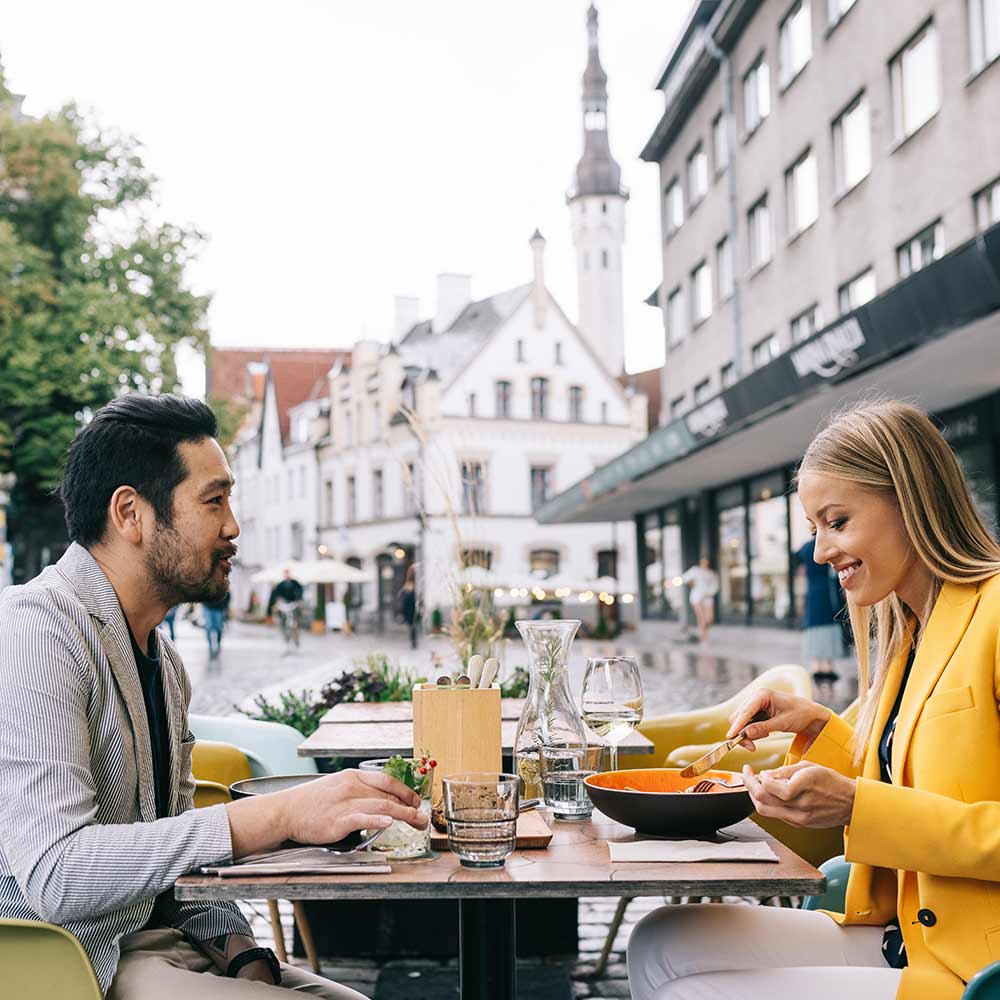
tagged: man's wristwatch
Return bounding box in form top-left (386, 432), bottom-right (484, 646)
top-left (226, 946), bottom-right (281, 983)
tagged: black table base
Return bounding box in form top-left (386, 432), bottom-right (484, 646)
top-left (459, 898), bottom-right (516, 1000)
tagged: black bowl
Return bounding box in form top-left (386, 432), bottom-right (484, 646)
top-left (584, 768), bottom-right (754, 838)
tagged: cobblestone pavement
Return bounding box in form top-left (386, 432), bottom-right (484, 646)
top-left (181, 616), bottom-right (853, 998)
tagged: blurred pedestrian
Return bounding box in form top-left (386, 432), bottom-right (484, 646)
top-left (202, 591), bottom-right (229, 658)
top-left (794, 536), bottom-right (845, 684)
top-left (398, 564), bottom-right (418, 649)
top-left (160, 605), bottom-right (177, 640)
top-left (682, 555), bottom-right (719, 642)
top-left (268, 569), bottom-right (304, 651)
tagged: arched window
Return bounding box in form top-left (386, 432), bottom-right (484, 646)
top-left (530, 377), bottom-right (549, 419)
top-left (529, 549), bottom-right (560, 579)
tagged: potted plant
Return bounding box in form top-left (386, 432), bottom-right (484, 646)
top-left (311, 584), bottom-right (326, 634)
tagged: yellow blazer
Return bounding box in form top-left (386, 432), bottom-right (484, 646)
top-left (787, 574), bottom-right (1000, 1000)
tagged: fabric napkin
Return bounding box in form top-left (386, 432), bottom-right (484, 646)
top-left (607, 839), bottom-right (778, 863)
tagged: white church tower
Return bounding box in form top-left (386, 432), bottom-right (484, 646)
top-left (568, 3), bottom-right (628, 376)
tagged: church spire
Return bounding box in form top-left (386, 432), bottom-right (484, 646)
top-left (571, 4), bottom-right (625, 200)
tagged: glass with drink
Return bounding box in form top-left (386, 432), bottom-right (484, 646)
top-left (581, 656), bottom-right (644, 772)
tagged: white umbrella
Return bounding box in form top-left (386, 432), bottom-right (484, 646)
top-left (250, 560), bottom-right (371, 585)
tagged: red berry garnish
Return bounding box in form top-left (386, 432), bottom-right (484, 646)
top-left (419, 766), bottom-right (427, 774)
top-left (428, 760), bottom-right (437, 768)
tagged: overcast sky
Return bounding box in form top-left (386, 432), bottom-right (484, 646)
top-left (3, 1), bottom-right (688, 391)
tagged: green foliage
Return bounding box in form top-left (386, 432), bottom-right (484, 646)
top-left (0, 71), bottom-right (210, 555)
top-left (499, 665), bottom-right (530, 699)
top-left (448, 584), bottom-right (503, 664)
top-left (239, 654), bottom-right (427, 736)
top-left (430, 607), bottom-right (443, 631)
top-left (594, 608), bottom-right (611, 639)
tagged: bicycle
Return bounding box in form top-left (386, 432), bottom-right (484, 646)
top-left (274, 599), bottom-right (303, 654)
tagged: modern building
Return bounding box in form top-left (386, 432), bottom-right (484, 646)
top-left (538, 0), bottom-right (1000, 628)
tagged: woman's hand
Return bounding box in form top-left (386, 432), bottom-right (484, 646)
top-left (726, 688), bottom-right (831, 750)
top-left (280, 769), bottom-right (426, 845)
top-left (742, 761), bottom-right (856, 828)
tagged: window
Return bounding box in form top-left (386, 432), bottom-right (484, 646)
top-left (665, 178), bottom-right (684, 235)
top-left (468, 392), bottom-right (477, 417)
top-left (372, 468), bottom-right (384, 519)
top-left (790, 303), bottom-right (822, 343)
top-left (530, 377), bottom-right (549, 419)
top-left (569, 385), bottom-right (584, 422)
top-left (403, 462), bottom-right (417, 515)
top-left (461, 548), bottom-right (492, 570)
top-left (969, 0), bottom-right (1000, 73)
top-left (975, 176), bottom-right (1000, 231)
top-left (897, 220), bottom-right (944, 277)
top-left (516, 339), bottom-right (525, 362)
top-left (827, 0), bottom-right (856, 26)
top-left (833, 92), bottom-right (870, 194)
top-left (890, 23), bottom-right (940, 142)
top-left (347, 475), bottom-right (357, 522)
top-left (555, 341), bottom-right (563, 365)
top-left (743, 55), bottom-right (771, 134)
top-left (601, 249), bottom-right (609, 268)
top-left (529, 549), bottom-right (560, 579)
top-left (693, 378), bottom-right (712, 406)
top-left (751, 333), bottom-right (780, 370)
top-left (372, 401), bottom-right (381, 440)
top-left (716, 235), bottom-right (734, 299)
top-left (670, 394), bottom-right (687, 419)
top-left (785, 149), bottom-right (818, 235)
top-left (461, 461), bottom-right (486, 514)
top-left (838, 268), bottom-right (877, 314)
top-left (687, 143), bottom-right (709, 205)
top-left (712, 112), bottom-right (729, 174)
top-left (747, 195), bottom-right (772, 270)
top-left (666, 286), bottom-right (687, 347)
top-left (720, 361), bottom-right (737, 388)
top-left (597, 549), bottom-right (619, 580)
top-left (495, 380), bottom-right (512, 418)
top-left (323, 479), bottom-right (334, 525)
top-left (290, 522), bottom-right (304, 560)
top-left (779, 1), bottom-right (812, 87)
top-left (530, 466), bottom-right (552, 510)
top-left (600, 401), bottom-right (609, 423)
top-left (691, 261), bottom-right (713, 325)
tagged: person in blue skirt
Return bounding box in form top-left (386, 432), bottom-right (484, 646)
top-left (794, 536), bottom-right (845, 684)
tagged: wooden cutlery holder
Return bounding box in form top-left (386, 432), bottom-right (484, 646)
top-left (412, 683), bottom-right (503, 804)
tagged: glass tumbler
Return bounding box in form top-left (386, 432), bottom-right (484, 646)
top-left (358, 757), bottom-right (433, 860)
top-left (538, 744), bottom-right (603, 820)
top-left (442, 772), bottom-right (520, 868)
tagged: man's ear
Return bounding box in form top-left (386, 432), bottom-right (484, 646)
top-left (107, 486), bottom-right (146, 546)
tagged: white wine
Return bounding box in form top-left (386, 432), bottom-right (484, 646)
top-left (582, 706), bottom-right (642, 745)
top-left (515, 749), bottom-right (543, 799)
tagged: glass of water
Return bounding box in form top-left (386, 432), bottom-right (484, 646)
top-left (539, 744), bottom-right (603, 821)
top-left (442, 772), bottom-right (520, 868)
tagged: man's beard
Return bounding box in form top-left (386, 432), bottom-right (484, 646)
top-left (145, 521), bottom-right (235, 605)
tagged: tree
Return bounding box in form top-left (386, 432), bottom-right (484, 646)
top-left (0, 64), bottom-right (210, 580)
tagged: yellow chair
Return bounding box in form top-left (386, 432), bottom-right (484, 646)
top-left (191, 739), bottom-right (320, 973)
top-left (0, 918), bottom-right (103, 1000)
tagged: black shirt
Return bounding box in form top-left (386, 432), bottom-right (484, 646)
top-left (128, 628), bottom-right (171, 819)
top-left (879, 632), bottom-right (919, 970)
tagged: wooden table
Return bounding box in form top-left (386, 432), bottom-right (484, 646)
top-left (176, 815), bottom-right (824, 1000)
top-left (298, 700), bottom-right (656, 758)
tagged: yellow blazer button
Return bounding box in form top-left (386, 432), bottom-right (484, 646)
top-left (917, 908), bottom-right (937, 927)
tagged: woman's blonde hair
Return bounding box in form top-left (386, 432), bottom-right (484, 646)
top-left (797, 399), bottom-right (1000, 762)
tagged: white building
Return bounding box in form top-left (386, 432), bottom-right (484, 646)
top-left (226, 4), bottom-right (646, 628)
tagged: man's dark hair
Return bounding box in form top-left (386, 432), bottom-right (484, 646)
top-left (60, 394), bottom-right (219, 546)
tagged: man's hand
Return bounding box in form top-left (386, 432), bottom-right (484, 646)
top-left (742, 761), bottom-right (856, 828)
top-left (196, 934), bottom-right (277, 985)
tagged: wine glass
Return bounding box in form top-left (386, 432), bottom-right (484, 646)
top-left (580, 656), bottom-right (644, 772)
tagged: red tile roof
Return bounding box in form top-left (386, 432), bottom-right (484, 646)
top-left (207, 347), bottom-right (350, 443)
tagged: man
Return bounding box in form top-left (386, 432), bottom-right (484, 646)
top-left (202, 589), bottom-right (229, 658)
top-left (267, 569), bottom-right (304, 649)
top-left (0, 394), bottom-right (424, 998)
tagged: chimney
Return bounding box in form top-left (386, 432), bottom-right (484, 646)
top-left (394, 295), bottom-right (420, 341)
top-left (529, 229), bottom-right (547, 329)
top-left (433, 273), bottom-right (472, 334)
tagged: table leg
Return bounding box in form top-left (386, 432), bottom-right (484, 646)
top-left (459, 898), bottom-right (516, 1000)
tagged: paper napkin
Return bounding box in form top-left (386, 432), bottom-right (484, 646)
top-left (607, 839), bottom-right (778, 863)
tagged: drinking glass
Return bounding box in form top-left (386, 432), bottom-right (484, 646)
top-left (538, 744), bottom-right (603, 820)
top-left (358, 757), bottom-right (433, 859)
top-left (580, 656), bottom-right (644, 772)
top-left (442, 772), bottom-right (519, 868)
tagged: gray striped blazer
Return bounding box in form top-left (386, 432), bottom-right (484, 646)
top-left (0, 543), bottom-right (252, 993)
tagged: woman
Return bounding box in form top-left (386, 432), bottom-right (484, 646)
top-left (795, 535), bottom-right (847, 685)
top-left (683, 556), bottom-right (720, 642)
top-left (627, 400), bottom-right (1000, 999)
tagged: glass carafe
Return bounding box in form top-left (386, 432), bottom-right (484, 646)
top-left (512, 619), bottom-right (588, 798)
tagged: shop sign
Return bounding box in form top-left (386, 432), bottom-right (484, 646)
top-left (685, 396), bottom-right (729, 438)
top-left (789, 318), bottom-right (866, 379)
